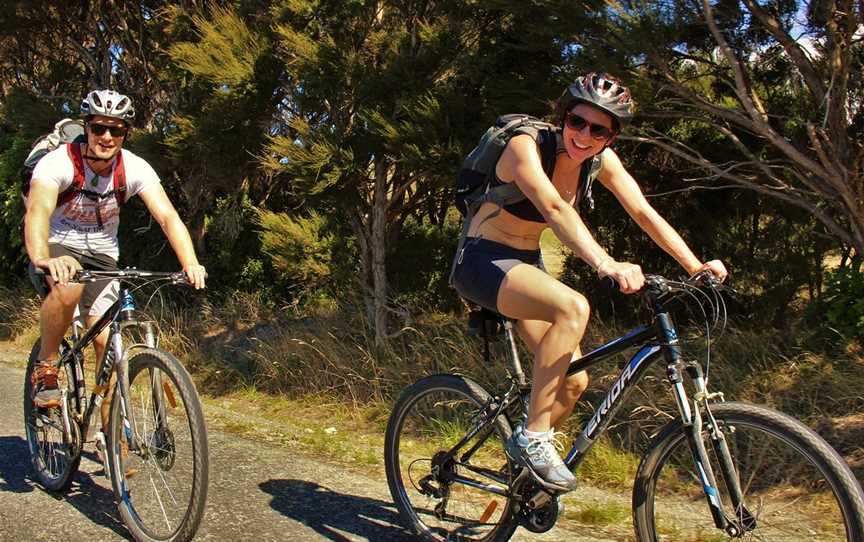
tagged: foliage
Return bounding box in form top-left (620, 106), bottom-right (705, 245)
top-left (817, 267), bottom-right (864, 341)
top-left (204, 193), bottom-right (269, 292)
top-left (256, 208), bottom-right (336, 293)
top-left (572, 0), bottom-right (864, 255)
top-left (389, 218), bottom-right (461, 312)
top-left (0, 1), bottom-right (860, 344)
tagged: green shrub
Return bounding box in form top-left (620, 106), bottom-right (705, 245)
top-left (819, 267), bottom-right (864, 341)
top-left (389, 218), bottom-right (461, 312)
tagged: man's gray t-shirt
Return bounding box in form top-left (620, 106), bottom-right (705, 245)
top-left (30, 144), bottom-right (160, 260)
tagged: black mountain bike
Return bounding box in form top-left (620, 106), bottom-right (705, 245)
top-left (23, 269), bottom-right (209, 542)
top-left (384, 273), bottom-right (864, 541)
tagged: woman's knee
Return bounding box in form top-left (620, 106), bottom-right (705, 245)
top-left (554, 292), bottom-right (591, 329)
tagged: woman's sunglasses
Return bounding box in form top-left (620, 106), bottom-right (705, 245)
top-left (565, 113), bottom-right (614, 140)
top-left (88, 123), bottom-right (127, 137)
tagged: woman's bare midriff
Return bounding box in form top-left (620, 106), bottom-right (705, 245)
top-left (468, 177), bottom-right (580, 250)
top-left (469, 204), bottom-right (548, 250)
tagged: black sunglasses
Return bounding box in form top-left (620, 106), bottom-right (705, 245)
top-left (565, 113), bottom-right (614, 140)
top-left (88, 123), bottom-right (127, 137)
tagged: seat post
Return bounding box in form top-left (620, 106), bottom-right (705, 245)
top-left (502, 319), bottom-right (528, 387)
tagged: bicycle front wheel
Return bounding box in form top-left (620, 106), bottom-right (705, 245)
top-left (633, 401), bottom-right (864, 541)
top-left (108, 348), bottom-right (209, 542)
top-left (385, 374), bottom-right (518, 542)
top-left (23, 339), bottom-right (82, 492)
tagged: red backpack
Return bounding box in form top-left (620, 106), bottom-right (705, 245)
top-left (22, 118), bottom-right (127, 207)
top-left (61, 142), bottom-right (127, 206)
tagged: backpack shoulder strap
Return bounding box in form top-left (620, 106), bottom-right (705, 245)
top-left (577, 154), bottom-right (603, 211)
top-left (113, 150), bottom-right (127, 206)
top-left (59, 143), bottom-right (87, 206)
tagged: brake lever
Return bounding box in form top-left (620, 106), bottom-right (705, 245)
top-left (74, 270), bottom-right (95, 283)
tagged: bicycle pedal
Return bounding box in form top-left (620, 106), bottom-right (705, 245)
top-left (521, 466), bottom-right (576, 494)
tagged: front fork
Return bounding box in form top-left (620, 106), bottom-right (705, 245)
top-left (112, 320), bottom-right (159, 456)
top-left (671, 361), bottom-right (755, 536)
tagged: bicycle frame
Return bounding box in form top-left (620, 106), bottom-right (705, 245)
top-left (54, 285), bottom-right (158, 454)
top-left (444, 287), bottom-right (751, 534)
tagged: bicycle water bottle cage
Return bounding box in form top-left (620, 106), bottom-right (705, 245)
top-left (467, 307), bottom-right (504, 341)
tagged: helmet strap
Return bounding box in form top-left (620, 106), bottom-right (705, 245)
top-left (82, 144), bottom-right (119, 176)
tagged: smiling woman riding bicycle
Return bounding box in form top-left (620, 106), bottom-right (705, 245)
top-left (451, 72), bottom-right (728, 491)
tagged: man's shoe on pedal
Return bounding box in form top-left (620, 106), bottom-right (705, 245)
top-left (506, 426), bottom-right (578, 492)
top-left (31, 361), bottom-right (61, 409)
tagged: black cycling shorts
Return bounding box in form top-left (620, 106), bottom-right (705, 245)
top-left (452, 237), bottom-right (546, 312)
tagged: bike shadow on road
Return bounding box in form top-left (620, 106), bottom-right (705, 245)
top-left (261, 479), bottom-right (416, 541)
top-left (0, 435), bottom-right (132, 540)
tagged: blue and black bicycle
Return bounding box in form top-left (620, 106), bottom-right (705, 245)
top-left (385, 273), bottom-right (864, 541)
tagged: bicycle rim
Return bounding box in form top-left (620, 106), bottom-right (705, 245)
top-left (109, 349), bottom-right (208, 542)
top-left (635, 402), bottom-right (864, 541)
top-left (23, 342), bottom-right (81, 492)
top-left (386, 375), bottom-right (516, 542)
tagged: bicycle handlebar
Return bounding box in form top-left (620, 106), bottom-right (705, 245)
top-left (74, 269), bottom-right (190, 284)
top-left (32, 266), bottom-right (190, 285)
top-left (601, 270), bottom-right (725, 308)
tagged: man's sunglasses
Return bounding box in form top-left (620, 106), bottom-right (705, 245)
top-left (565, 113), bottom-right (614, 140)
top-left (88, 123), bottom-right (127, 137)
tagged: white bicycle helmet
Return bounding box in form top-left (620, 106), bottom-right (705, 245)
top-left (80, 89), bottom-right (135, 122)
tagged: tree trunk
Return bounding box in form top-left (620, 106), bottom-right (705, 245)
top-left (350, 213), bottom-right (376, 330)
top-left (370, 157), bottom-right (390, 346)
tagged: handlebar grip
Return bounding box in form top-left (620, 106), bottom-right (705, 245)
top-left (599, 275), bottom-right (618, 293)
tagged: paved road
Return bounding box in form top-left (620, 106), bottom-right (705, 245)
top-left (0, 353), bottom-right (420, 542)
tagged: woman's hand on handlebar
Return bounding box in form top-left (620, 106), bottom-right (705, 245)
top-left (35, 255), bottom-right (82, 285)
top-left (598, 259), bottom-right (645, 294)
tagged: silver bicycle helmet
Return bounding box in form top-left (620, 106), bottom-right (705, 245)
top-left (80, 89), bottom-right (135, 122)
top-left (558, 72), bottom-right (634, 130)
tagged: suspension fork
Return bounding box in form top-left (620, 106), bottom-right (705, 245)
top-left (690, 359), bottom-right (756, 533)
top-left (140, 322), bottom-right (170, 433)
top-left (112, 322), bottom-right (141, 453)
top-left (674, 359), bottom-right (753, 534)
top-left (659, 310), bottom-right (730, 532)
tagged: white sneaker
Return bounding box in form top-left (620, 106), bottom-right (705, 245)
top-left (506, 427), bottom-right (577, 491)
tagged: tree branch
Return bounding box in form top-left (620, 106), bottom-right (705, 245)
top-left (620, 134), bottom-right (855, 246)
top-left (700, 0), bottom-right (767, 121)
top-left (741, 0), bottom-right (826, 103)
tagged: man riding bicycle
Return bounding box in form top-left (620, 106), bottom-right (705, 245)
top-left (24, 89), bottom-right (206, 435)
top-left (451, 73), bottom-right (727, 491)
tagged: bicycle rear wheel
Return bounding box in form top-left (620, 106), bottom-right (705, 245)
top-left (385, 374), bottom-right (518, 542)
top-left (633, 401), bottom-right (864, 541)
top-left (108, 348), bottom-right (208, 542)
top-left (23, 339), bottom-right (82, 492)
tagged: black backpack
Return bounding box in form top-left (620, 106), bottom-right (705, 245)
top-left (450, 114), bottom-right (602, 284)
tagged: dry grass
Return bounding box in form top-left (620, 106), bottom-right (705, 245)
top-left (0, 283), bottom-right (41, 347)
top-left (1, 285), bottom-right (862, 482)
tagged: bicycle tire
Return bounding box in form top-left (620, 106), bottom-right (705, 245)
top-left (23, 339), bottom-right (82, 492)
top-left (385, 374), bottom-right (519, 542)
top-left (633, 401), bottom-right (864, 541)
top-left (107, 348), bottom-right (208, 542)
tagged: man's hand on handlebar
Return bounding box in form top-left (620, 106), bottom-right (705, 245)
top-left (183, 264), bottom-right (207, 290)
top-left (35, 256), bottom-right (83, 286)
